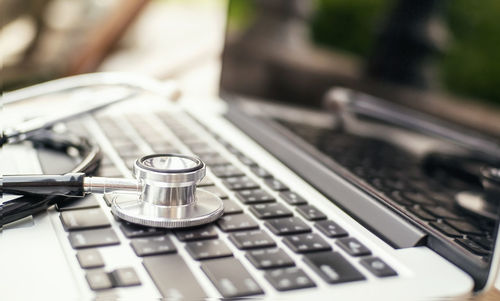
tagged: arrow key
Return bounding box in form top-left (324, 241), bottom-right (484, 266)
top-left (336, 237), bottom-right (371, 257)
top-left (360, 257), bottom-right (397, 277)
top-left (303, 252), bottom-right (365, 284)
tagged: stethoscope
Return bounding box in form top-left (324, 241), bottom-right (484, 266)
top-left (3, 153), bottom-right (224, 228)
top-left (1, 73), bottom-right (223, 228)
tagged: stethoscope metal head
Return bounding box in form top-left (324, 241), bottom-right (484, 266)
top-left (108, 154), bottom-right (224, 228)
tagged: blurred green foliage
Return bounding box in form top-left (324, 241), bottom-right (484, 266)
top-left (226, 0), bottom-right (255, 32)
top-left (311, 0), bottom-right (500, 104)
top-left (443, 0), bottom-right (500, 104)
top-left (311, 0), bottom-right (392, 57)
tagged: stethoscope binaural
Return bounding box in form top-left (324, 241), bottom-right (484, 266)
top-left (3, 153), bottom-right (224, 228)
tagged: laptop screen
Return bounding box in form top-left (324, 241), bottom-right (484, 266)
top-left (220, 0), bottom-right (500, 289)
top-left (219, 0), bottom-right (500, 137)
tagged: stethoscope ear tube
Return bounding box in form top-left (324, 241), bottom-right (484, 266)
top-left (1, 133), bottom-right (102, 228)
top-left (2, 173), bottom-right (86, 197)
top-left (1, 194), bottom-right (66, 227)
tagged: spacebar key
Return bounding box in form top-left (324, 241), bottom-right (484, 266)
top-left (143, 255), bottom-right (207, 299)
top-left (201, 257), bottom-right (264, 298)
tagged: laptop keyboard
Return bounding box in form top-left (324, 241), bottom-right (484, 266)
top-left (56, 111), bottom-right (399, 297)
top-left (277, 119), bottom-right (496, 260)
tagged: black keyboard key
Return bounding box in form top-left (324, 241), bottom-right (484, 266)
top-left (60, 208), bottom-right (110, 231)
top-left (217, 214), bottom-right (259, 232)
top-left (429, 221), bottom-right (462, 237)
top-left (469, 236), bottom-right (494, 250)
top-left (120, 223), bottom-right (165, 238)
top-left (130, 235), bottom-right (177, 256)
top-left (336, 237), bottom-right (371, 256)
top-left (226, 145), bottom-right (241, 155)
top-left (175, 225), bottom-right (217, 241)
top-left (86, 271), bottom-right (113, 290)
top-left (201, 257), bottom-right (263, 298)
top-left (422, 206), bottom-right (462, 220)
top-left (211, 165), bottom-right (245, 178)
top-left (235, 189), bottom-right (275, 204)
top-left (265, 217), bottom-right (311, 235)
top-left (383, 178), bottom-right (407, 191)
top-left (69, 228), bottom-right (120, 249)
top-left (222, 199), bottom-right (243, 215)
top-left (427, 192), bottom-right (453, 204)
top-left (445, 220), bottom-right (483, 236)
top-left (199, 154), bottom-right (231, 166)
top-left (246, 248), bottom-right (295, 269)
top-left (56, 195), bottom-right (100, 211)
top-left (238, 155), bottom-right (258, 166)
top-left (250, 166), bottom-right (273, 178)
top-left (303, 252), bottom-right (366, 284)
top-left (360, 257), bottom-right (397, 277)
top-left (201, 186), bottom-right (228, 199)
top-left (249, 203), bottom-right (293, 219)
top-left (185, 141), bottom-right (211, 150)
top-left (189, 143), bottom-right (217, 155)
top-left (296, 205), bottom-right (327, 221)
top-left (110, 267), bottom-right (141, 287)
top-left (185, 239), bottom-right (232, 260)
top-left (402, 192), bottom-right (435, 205)
top-left (455, 238), bottom-right (490, 255)
top-left (406, 206), bottom-right (437, 221)
top-left (229, 230), bottom-right (276, 250)
top-left (175, 133), bottom-right (199, 143)
top-left (315, 220), bottom-right (348, 238)
top-left (150, 142), bottom-right (179, 154)
top-left (223, 176), bottom-right (259, 190)
top-left (283, 233), bottom-right (331, 253)
top-left (389, 191), bottom-right (413, 206)
top-left (116, 146), bottom-right (143, 158)
top-left (143, 255), bottom-right (208, 298)
top-left (280, 191), bottom-right (307, 206)
top-left (265, 267), bottom-right (316, 291)
top-left (76, 249), bottom-right (105, 268)
top-left (264, 178), bottom-right (289, 191)
top-left (369, 177), bottom-right (385, 190)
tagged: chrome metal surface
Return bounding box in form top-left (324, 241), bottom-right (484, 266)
top-left (108, 189), bottom-right (224, 228)
top-left (134, 154), bottom-right (205, 206)
top-left (133, 154), bottom-right (205, 186)
top-left (83, 177), bottom-right (140, 194)
top-left (109, 153), bottom-right (223, 228)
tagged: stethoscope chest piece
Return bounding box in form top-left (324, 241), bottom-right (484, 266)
top-left (107, 154), bottom-right (224, 228)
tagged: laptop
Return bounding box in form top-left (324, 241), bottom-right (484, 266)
top-left (2, 0), bottom-right (500, 299)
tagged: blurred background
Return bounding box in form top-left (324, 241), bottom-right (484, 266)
top-left (1, 0), bottom-right (226, 97)
top-left (2, 0), bottom-right (500, 135)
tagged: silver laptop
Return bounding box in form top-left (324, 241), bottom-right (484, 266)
top-left (2, 0), bottom-right (500, 299)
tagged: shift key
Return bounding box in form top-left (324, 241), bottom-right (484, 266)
top-left (143, 255), bottom-right (207, 299)
top-left (201, 257), bottom-right (263, 298)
